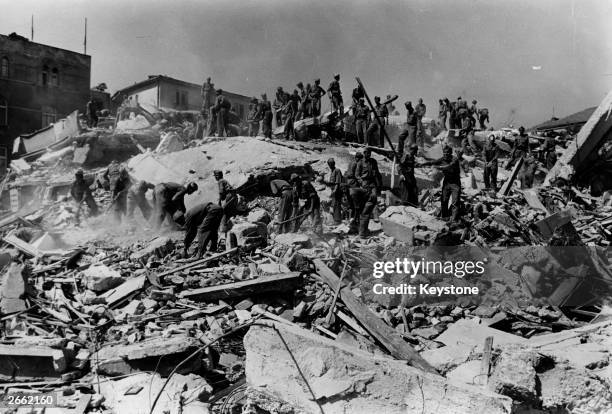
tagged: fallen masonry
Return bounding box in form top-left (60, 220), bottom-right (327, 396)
top-left (0, 92), bottom-right (612, 413)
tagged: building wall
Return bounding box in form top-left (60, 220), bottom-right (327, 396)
top-left (0, 33), bottom-right (91, 172)
top-left (159, 82), bottom-right (198, 111)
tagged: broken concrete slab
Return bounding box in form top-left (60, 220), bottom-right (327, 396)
top-left (421, 343), bottom-right (475, 373)
top-left (98, 372), bottom-right (211, 414)
top-left (436, 319), bottom-right (526, 353)
top-left (0, 344), bottom-right (67, 380)
top-left (534, 209), bottom-right (573, 239)
top-left (245, 321), bottom-right (512, 414)
top-left (488, 345), bottom-right (541, 405)
top-left (273, 232), bottom-right (311, 247)
top-left (179, 272), bottom-right (302, 302)
top-left (545, 87), bottom-right (612, 185)
top-left (0, 262), bottom-right (28, 314)
top-left (82, 264), bottom-right (124, 292)
top-left (229, 221), bottom-right (268, 248)
top-left (95, 335), bottom-right (202, 376)
top-left (247, 208), bottom-right (271, 224)
top-left (379, 206), bottom-right (446, 244)
top-left (129, 237), bottom-right (175, 262)
top-left (100, 274), bottom-right (147, 307)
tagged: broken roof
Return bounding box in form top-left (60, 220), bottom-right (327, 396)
top-left (531, 106), bottom-right (597, 132)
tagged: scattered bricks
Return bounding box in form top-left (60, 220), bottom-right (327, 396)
top-left (247, 208), bottom-right (271, 224)
top-left (129, 237), bottom-right (175, 262)
top-left (82, 264), bottom-right (124, 293)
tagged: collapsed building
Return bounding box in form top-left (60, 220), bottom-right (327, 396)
top-left (0, 79), bottom-right (612, 414)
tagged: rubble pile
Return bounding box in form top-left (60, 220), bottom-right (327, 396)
top-left (1, 120), bottom-right (612, 413)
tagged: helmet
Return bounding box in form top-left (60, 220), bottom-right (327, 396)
top-left (334, 73), bottom-right (340, 79)
top-left (290, 173), bottom-right (300, 182)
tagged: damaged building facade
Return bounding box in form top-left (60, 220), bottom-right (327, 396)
top-left (111, 75), bottom-right (252, 121)
top-left (0, 32), bottom-right (91, 172)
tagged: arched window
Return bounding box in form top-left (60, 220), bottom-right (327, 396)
top-left (0, 57), bottom-right (8, 78)
top-left (42, 65), bottom-right (49, 86)
top-left (51, 68), bottom-right (59, 86)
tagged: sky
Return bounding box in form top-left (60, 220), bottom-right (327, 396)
top-left (2, 0), bottom-right (612, 127)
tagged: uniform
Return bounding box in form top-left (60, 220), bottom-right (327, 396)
top-left (201, 80), bottom-right (215, 113)
top-left (519, 155), bottom-right (537, 189)
top-left (257, 99), bottom-right (273, 138)
top-left (482, 142), bottom-right (500, 190)
top-left (345, 158), bottom-right (365, 231)
top-left (183, 202), bottom-right (223, 258)
top-left (247, 102), bottom-right (260, 136)
top-left (153, 182), bottom-right (189, 228)
top-left (509, 134), bottom-right (530, 168)
top-left (71, 175), bottom-right (99, 223)
top-left (309, 83), bottom-right (326, 117)
top-left (270, 179), bottom-right (295, 234)
top-left (398, 152), bottom-right (418, 206)
top-left (127, 180), bottom-right (154, 220)
top-left (354, 104), bottom-right (369, 144)
top-left (543, 136), bottom-right (557, 170)
top-left (212, 94), bottom-right (232, 137)
top-left (355, 157), bottom-right (382, 236)
top-left (366, 103), bottom-right (388, 147)
top-left (397, 105), bottom-right (418, 156)
top-left (328, 79), bottom-right (343, 117)
top-left (438, 101), bottom-right (447, 130)
top-left (103, 162), bottom-right (129, 222)
top-left (415, 102), bottom-right (426, 145)
top-left (328, 167), bottom-right (344, 223)
top-left (293, 180), bottom-right (322, 233)
top-left (426, 155), bottom-right (462, 221)
top-left (217, 178), bottom-right (237, 232)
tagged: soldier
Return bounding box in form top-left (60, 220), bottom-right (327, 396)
top-left (274, 87), bottom-right (288, 127)
top-left (366, 96), bottom-right (388, 148)
top-left (127, 180), bottom-right (155, 220)
top-left (519, 153), bottom-right (537, 189)
top-left (397, 101), bottom-right (417, 157)
top-left (153, 182), bottom-right (198, 229)
top-left (328, 74), bottom-right (343, 118)
top-left (283, 90), bottom-right (301, 140)
top-left (345, 152), bottom-right (365, 233)
top-left (270, 178), bottom-right (296, 234)
top-left (213, 170), bottom-right (238, 233)
top-left (291, 174), bottom-right (322, 233)
top-left (247, 97), bottom-right (260, 137)
top-left (86, 99), bottom-right (98, 128)
top-left (469, 100), bottom-right (478, 127)
top-left (296, 82), bottom-right (307, 120)
top-left (309, 79), bottom-right (326, 117)
top-left (438, 99), bottom-right (447, 131)
top-left (71, 169), bottom-right (99, 224)
top-left (183, 202), bottom-right (224, 258)
top-left (478, 108), bottom-right (490, 130)
top-left (398, 144), bottom-right (419, 206)
top-left (212, 89), bottom-right (232, 137)
top-left (356, 148), bottom-right (382, 237)
top-left (418, 146), bottom-right (462, 222)
top-left (354, 98), bottom-right (369, 144)
top-left (415, 98), bottom-right (427, 146)
top-left (541, 134), bottom-right (557, 170)
top-left (258, 93), bottom-right (273, 139)
top-left (103, 161), bottom-right (130, 223)
top-left (201, 77), bottom-right (215, 113)
top-left (325, 158), bottom-right (344, 224)
top-left (508, 126), bottom-right (530, 169)
top-left (482, 134), bottom-right (500, 190)
top-left (351, 84), bottom-right (365, 107)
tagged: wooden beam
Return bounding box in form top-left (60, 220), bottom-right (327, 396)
top-left (313, 259), bottom-right (437, 374)
top-left (497, 157), bottom-right (523, 197)
top-left (156, 247), bottom-right (238, 278)
top-left (179, 272), bottom-right (302, 302)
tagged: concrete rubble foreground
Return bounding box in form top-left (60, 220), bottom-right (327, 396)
top-left (1, 89), bottom-right (612, 412)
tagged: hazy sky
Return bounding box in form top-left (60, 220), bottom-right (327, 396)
top-left (2, 0), bottom-right (612, 127)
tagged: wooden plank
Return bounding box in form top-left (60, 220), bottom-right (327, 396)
top-left (101, 275), bottom-right (147, 307)
top-left (480, 336), bottom-right (493, 386)
top-left (156, 247), bottom-right (238, 278)
top-left (313, 259), bottom-right (436, 374)
top-left (3, 233), bottom-right (41, 257)
top-left (497, 156), bottom-right (523, 196)
top-left (179, 272), bottom-right (302, 302)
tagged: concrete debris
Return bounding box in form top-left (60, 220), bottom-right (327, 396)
top-left (1, 94), bottom-right (612, 413)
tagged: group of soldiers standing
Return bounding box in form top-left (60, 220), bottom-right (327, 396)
top-left (437, 97), bottom-right (489, 132)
